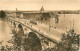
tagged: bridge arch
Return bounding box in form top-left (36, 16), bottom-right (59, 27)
top-left (16, 24), bottom-right (24, 38)
top-left (11, 21), bottom-right (12, 24)
top-left (26, 32), bottom-right (42, 51)
top-left (18, 24), bottom-right (23, 28)
top-left (13, 22), bottom-right (16, 25)
top-left (11, 21), bottom-right (17, 34)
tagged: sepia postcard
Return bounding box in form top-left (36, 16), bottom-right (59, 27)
top-left (0, 0), bottom-right (80, 51)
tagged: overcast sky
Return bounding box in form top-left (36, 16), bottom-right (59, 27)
top-left (0, 0), bottom-right (80, 10)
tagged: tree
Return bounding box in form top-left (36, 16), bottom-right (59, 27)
top-left (45, 29), bottom-right (79, 51)
top-left (0, 10), bottom-right (6, 18)
top-left (55, 29), bottom-right (79, 51)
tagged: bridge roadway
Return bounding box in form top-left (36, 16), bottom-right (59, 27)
top-left (8, 17), bottom-right (66, 44)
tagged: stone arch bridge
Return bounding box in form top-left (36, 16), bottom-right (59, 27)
top-left (7, 18), bottom-right (60, 51)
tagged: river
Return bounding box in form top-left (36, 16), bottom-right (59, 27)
top-left (50, 14), bottom-right (80, 34)
top-left (0, 19), bottom-right (13, 46)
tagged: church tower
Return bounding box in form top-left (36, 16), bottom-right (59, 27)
top-left (16, 8), bottom-right (18, 12)
top-left (40, 6), bottom-right (44, 12)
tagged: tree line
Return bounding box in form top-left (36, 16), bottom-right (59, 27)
top-left (0, 10), bottom-right (6, 18)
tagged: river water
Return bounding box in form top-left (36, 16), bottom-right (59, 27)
top-left (0, 19), bottom-right (13, 46)
top-left (50, 14), bottom-right (80, 34)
